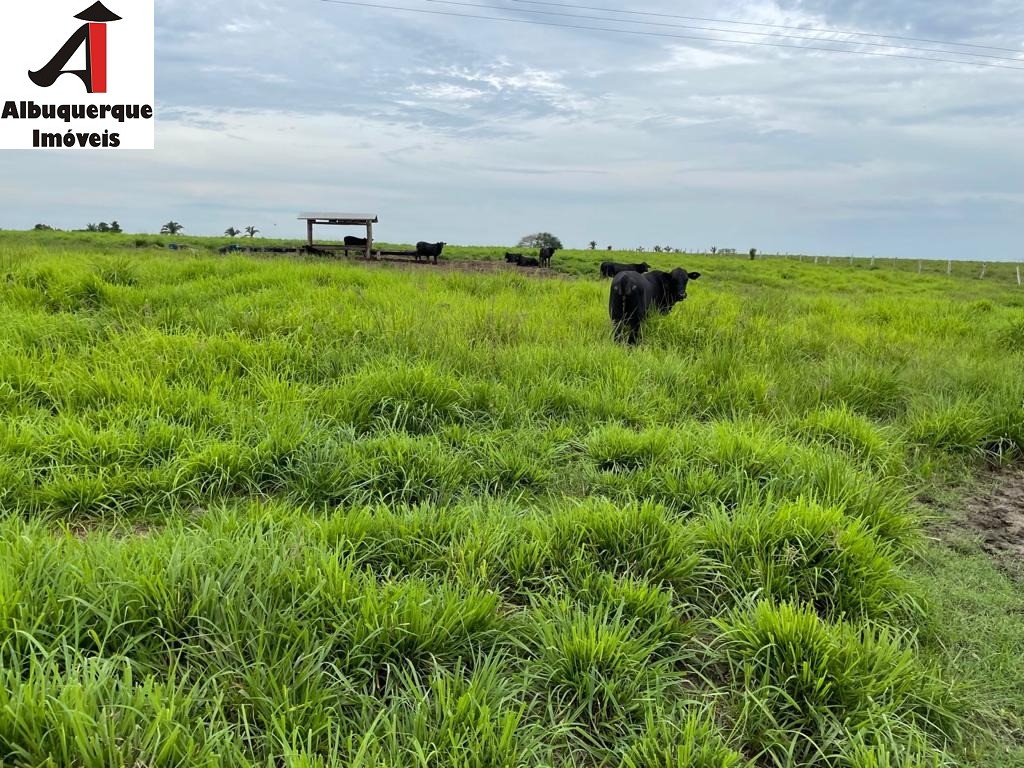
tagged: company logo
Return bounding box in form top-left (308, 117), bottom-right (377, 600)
top-left (29, 1), bottom-right (122, 94)
top-left (0, 0), bottom-right (154, 150)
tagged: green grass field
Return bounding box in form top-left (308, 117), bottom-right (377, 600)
top-left (0, 229), bottom-right (1022, 767)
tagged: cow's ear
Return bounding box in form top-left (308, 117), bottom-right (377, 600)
top-left (688, 271), bottom-right (702, 280)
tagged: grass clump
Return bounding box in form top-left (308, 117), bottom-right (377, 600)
top-left (717, 601), bottom-right (966, 767)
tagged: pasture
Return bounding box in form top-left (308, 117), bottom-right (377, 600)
top-left (0, 230), bottom-right (1022, 767)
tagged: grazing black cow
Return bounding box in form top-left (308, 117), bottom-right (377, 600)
top-left (344, 235), bottom-right (368, 247)
top-left (538, 246), bottom-right (556, 267)
top-left (600, 261), bottom-right (650, 278)
top-left (415, 241), bottom-right (446, 264)
top-left (516, 255), bottom-right (540, 267)
top-left (505, 251), bottom-right (523, 263)
top-left (609, 268), bottom-right (701, 345)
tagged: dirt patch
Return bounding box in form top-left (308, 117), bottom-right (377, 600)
top-left (963, 470), bottom-right (1024, 560)
top-left (340, 256), bottom-right (576, 280)
top-left (926, 469), bottom-right (1024, 579)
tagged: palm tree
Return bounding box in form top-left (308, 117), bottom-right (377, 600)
top-left (86, 223), bottom-right (98, 232)
top-left (225, 227), bottom-right (241, 237)
top-left (245, 225), bottom-right (260, 238)
top-left (589, 240), bottom-right (597, 250)
top-left (161, 221), bottom-right (184, 235)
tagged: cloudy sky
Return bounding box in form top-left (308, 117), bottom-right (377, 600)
top-left (2, 0), bottom-right (1023, 258)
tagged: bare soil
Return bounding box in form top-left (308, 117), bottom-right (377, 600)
top-left (341, 255), bottom-right (575, 280)
top-left (928, 468), bottom-right (1024, 579)
top-left (963, 469), bottom-right (1024, 560)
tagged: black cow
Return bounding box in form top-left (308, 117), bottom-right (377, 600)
top-left (600, 261), bottom-right (650, 278)
top-left (516, 255), bottom-right (540, 267)
top-left (505, 251), bottom-right (523, 263)
top-left (609, 268), bottom-right (701, 345)
top-left (539, 246), bottom-right (556, 267)
top-left (344, 235), bottom-right (368, 247)
top-left (415, 241), bottom-right (446, 264)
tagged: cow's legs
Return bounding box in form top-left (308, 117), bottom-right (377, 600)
top-left (626, 320), bottom-right (641, 345)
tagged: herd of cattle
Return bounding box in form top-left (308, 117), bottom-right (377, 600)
top-left (504, 246), bottom-right (556, 268)
top-left (333, 239), bottom-right (701, 344)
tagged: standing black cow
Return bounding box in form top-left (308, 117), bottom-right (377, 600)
top-left (538, 246), bottom-right (556, 267)
top-left (415, 241), bottom-right (445, 264)
top-left (609, 268), bottom-right (701, 345)
top-left (505, 251), bottom-right (523, 263)
top-left (600, 261), bottom-right (650, 278)
top-left (344, 235), bottom-right (368, 247)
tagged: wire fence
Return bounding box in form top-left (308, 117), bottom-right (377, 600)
top-left (790, 253), bottom-right (1022, 285)
top-left (682, 250), bottom-right (1023, 286)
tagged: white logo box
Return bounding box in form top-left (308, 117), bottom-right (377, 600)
top-left (0, 0), bottom-right (154, 150)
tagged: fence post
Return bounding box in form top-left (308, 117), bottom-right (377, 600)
top-left (827, 256), bottom-right (831, 265)
top-left (918, 260), bottom-right (922, 274)
top-left (870, 256), bottom-right (875, 267)
top-left (814, 255), bottom-right (819, 265)
top-left (947, 260), bottom-right (952, 276)
top-left (1017, 265), bottom-right (1021, 286)
top-left (980, 263), bottom-right (987, 279)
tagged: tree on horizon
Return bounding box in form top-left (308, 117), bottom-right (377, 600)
top-left (517, 232), bottom-right (562, 250)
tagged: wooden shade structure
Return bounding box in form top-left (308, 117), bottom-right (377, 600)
top-left (298, 212), bottom-right (378, 260)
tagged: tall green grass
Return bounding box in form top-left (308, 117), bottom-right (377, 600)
top-left (0, 231), bottom-right (1021, 766)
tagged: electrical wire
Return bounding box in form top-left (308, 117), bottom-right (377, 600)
top-left (508, 0), bottom-right (1024, 54)
top-left (320, 0), bottom-right (1024, 70)
top-left (426, 0), bottom-right (1024, 63)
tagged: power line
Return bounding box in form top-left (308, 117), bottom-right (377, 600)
top-left (508, 0), bottom-right (1024, 55)
top-left (426, 0), bottom-right (1024, 63)
top-left (320, 0), bottom-right (1024, 71)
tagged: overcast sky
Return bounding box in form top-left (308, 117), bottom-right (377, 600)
top-left (2, 0), bottom-right (1023, 258)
